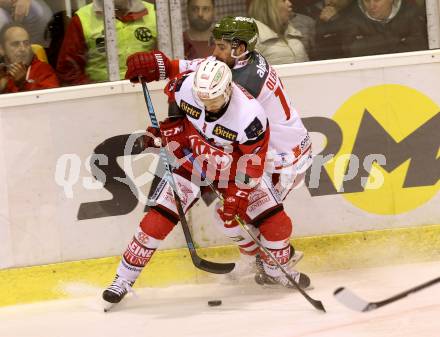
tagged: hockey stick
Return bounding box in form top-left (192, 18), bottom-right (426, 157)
top-left (139, 80), bottom-right (235, 274)
top-left (182, 148), bottom-right (326, 313)
top-left (334, 276), bottom-right (440, 312)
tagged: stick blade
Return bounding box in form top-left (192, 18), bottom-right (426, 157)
top-left (334, 287), bottom-right (371, 312)
top-left (312, 300), bottom-right (327, 313)
top-left (194, 256), bottom-right (235, 274)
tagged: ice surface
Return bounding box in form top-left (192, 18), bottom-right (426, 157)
top-left (0, 261), bottom-right (439, 337)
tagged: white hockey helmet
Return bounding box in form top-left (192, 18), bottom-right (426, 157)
top-left (192, 59), bottom-right (233, 105)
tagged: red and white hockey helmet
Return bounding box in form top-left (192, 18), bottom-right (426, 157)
top-left (192, 60), bottom-right (233, 104)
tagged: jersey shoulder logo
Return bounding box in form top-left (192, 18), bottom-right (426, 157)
top-left (180, 100), bottom-right (202, 119)
top-left (213, 124), bottom-right (238, 141)
top-left (245, 117), bottom-right (264, 139)
top-left (232, 53), bottom-right (268, 98)
top-left (255, 53), bottom-right (269, 79)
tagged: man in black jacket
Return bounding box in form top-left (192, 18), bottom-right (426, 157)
top-left (343, 0), bottom-right (428, 57)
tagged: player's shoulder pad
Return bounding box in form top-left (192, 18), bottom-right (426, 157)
top-left (164, 70), bottom-right (193, 102)
top-left (232, 52), bottom-right (269, 98)
top-left (229, 83), bottom-right (266, 141)
top-left (235, 83), bottom-right (254, 100)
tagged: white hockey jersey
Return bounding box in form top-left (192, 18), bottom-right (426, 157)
top-left (168, 71), bottom-right (270, 184)
top-left (175, 52), bottom-right (311, 172)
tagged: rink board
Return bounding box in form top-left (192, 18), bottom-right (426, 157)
top-left (0, 50), bottom-right (439, 305)
top-left (0, 224), bottom-right (439, 307)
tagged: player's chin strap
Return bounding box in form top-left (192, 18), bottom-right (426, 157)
top-left (231, 48), bottom-right (252, 68)
top-left (231, 48), bottom-right (249, 60)
top-left (230, 39), bottom-right (251, 65)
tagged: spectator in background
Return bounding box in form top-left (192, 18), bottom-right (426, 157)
top-left (0, 23), bottom-right (59, 93)
top-left (314, 0), bottom-right (354, 60)
top-left (184, 0), bottom-right (216, 59)
top-left (56, 0), bottom-right (157, 86)
top-left (0, 0), bottom-right (53, 48)
top-left (248, 0), bottom-right (308, 65)
top-left (289, 0), bottom-right (316, 59)
top-left (343, 0), bottom-right (428, 57)
top-left (289, 0), bottom-right (326, 19)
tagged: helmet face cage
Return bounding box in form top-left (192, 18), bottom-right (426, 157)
top-left (212, 16), bottom-right (258, 52)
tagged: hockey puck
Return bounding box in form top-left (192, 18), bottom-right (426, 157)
top-left (208, 300), bottom-right (222, 307)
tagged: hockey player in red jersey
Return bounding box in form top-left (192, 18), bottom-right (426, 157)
top-left (123, 16), bottom-right (312, 283)
top-left (102, 60), bottom-right (311, 309)
top-left (124, 16), bottom-right (312, 284)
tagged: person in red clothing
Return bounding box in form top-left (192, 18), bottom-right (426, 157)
top-left (0, 23), bottom-right (59, 94)
top-left (183, 0), bottom-right (216, 59)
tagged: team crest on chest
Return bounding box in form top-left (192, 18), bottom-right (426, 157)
top-left (189, 135), bottom-right (232, 170)
top-left (213, 124), bottom-right (238, 141)
top-left (180, 100), bottom-right (202, 119)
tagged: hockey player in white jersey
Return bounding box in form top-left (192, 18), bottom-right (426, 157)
top-left (103, 60), bottom-right (311, 309)
top-left (124, 16), bottom-right (312, 285)
top-left (126, 16), bottom-right (311, 180)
